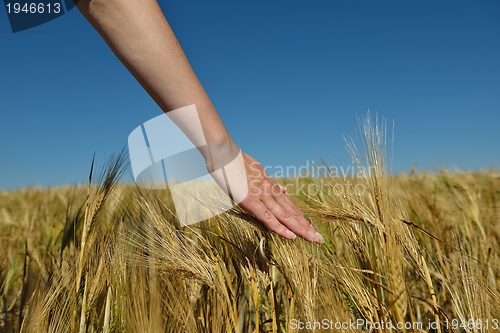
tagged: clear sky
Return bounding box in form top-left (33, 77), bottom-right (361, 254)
top-left (1, 0), bottom-right (499, 189)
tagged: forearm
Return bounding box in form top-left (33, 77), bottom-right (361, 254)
top-left (76, 0), bottom-right (232, 145)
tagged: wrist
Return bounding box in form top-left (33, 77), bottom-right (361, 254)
top-left (201, 141), bottom-right (240, 173)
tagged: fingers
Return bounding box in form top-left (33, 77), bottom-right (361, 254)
top-left (240, 199), bottom-right (297, 240)
top-left (239, 152), bottom-right (325, 244)
top-left (266, 191), bottom-right (325, 244)
top-left (240, 182), bottom-right (324, 243)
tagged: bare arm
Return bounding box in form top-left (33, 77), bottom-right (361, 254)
top-left (76, 0), bottom-right (324, 244)
top-left (76, 0), bottom-right (229, 143)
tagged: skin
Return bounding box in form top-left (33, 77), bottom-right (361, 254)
top-left (76, 0), bottom-right (325, 244)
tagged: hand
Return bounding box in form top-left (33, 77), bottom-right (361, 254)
top-left (205, 144), bottom-right (324, 243)
top-left (237, 153), bottom-right (325, 244)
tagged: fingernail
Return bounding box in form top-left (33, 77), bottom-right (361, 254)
top-left (308, 229), bottom-right (325, 244)
top-left (285, 229), bottom-right (297, 239)
top-left (316, 233), bottom-right (325, 244)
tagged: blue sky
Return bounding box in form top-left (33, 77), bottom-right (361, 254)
top-left (1, 0), bottom-right (499, 189)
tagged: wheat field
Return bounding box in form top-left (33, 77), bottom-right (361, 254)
top-left (1, 116), bottom-right (499, 332)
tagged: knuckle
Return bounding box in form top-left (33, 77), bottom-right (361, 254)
top-left (279, 208), bottom-right (291, 219)
top-left (291, 206), bottom-right (301, 218)
top-left (239, 197), bottom-right (256, 209)
top-left (263, 178), bottom-right (275, 188)
top-left (247, 196), bottom-right (260, 205)
top-left (263, 209), bottom-right (274, 222)
top-left (271, 184), bottom-right (283, 196)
